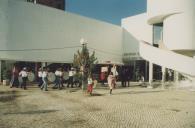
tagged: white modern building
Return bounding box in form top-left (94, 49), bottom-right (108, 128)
top-left (0, 0), bottom-right (195, 85)
top-left (122, 0), bottom-right (195, 85)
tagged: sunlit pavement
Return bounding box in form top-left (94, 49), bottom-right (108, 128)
top-left (0, 83), bottom-right (195, 128)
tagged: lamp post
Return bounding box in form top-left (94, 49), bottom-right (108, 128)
top-left (80, 38), bottom-right (87, 90)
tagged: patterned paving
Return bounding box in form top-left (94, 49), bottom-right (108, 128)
top-left (0, 85), bottom-right (195, 128)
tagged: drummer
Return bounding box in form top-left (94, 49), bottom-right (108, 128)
top-left (53, 67), bottom-right (63, 90)
top-left (19, 67), bottom-right (28, 90)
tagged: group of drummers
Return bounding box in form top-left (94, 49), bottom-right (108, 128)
top-left (10, 65), bottom-right (82, 91)
top-left (9, 64), bottom-right (119, 94)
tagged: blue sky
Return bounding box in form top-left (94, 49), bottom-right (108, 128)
top-left (66, 0), bottom-right (146, 25)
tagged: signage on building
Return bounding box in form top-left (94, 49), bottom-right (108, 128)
top-left (123, 52), bottom-right (143, 63)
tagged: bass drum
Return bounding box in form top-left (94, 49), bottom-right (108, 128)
top-left (63, 72), bottom-right (69, 80)
top-left (47, 72), bottom-right (56, 82)
top-left (28, 72), bottom-right (35, 82)
top-left (93, 80), bottom-right (97, 89)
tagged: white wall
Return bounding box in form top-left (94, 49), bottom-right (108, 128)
top-left (0, 0), bottom-right (9, 58)
top-left (0, 0), bottom-right (123, 64)
top-left (163, 12), bottom-right (195, 51)
top-left (122, 13), bottom-right (153, 44)
top-left (147, 0), bottom-right (195, 51)
top-left (121, 13), bottom-right (153, 60)
top-left (147, 0), bottom-right (194, 24)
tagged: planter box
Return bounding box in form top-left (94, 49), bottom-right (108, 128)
top-left (3, 80), bottom-right (9, 86)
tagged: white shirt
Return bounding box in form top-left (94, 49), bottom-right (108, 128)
top-left (42, 71), bottom-right (48, 78)
top-left (111, 67), bottom-right (118, 77)
top-left (55, 70), bottom-right (62, 77)
top-left (88, 78), bottom-right (93, 84)
top-left (69, 70), bottom-right (74, 77)
top-left (19, 70), bottom-right (28, 77)
top-left (38, 71), bottom-right (42, 77)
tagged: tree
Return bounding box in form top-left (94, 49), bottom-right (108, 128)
top-left (73, 44), bottom-right (97, 90)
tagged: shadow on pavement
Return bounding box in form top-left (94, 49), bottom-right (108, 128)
top-left (3, 109), bottom-right (59, 115)
top-left (0, 90), bottom-right (26, 103)
top-left (115, 90), bottom-right (164, 95)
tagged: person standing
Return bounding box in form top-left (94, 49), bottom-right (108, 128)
top-left (38, 68), bottom-right (43, 87)
top-left (54, 68), bottom-right (62, 89)
top-left (67, 68), bottom-right (74, 88)
top-left (41, 67), bottom-right (48, 91)
top-left (19, 67), bottom-right (28, 90)
top-left (107, 72), bottom-right (114, 95)
top-left (10, 65), bottom-right (19, 88)
top-left (111, 64), bottom-right (118, 88)
top-left (120, 67), bottom-right (126, 87)
top-left (100, 71), bottom-right (105, 85)
top-left (168, 69), bottom-right (173, 81)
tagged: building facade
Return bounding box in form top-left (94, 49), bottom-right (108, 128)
top-left (0, 0), bottom-right (195, 84)
top-left (122, 0), bottom-right (195, 85)
top-left (27, 0), bottom-right (65, 10)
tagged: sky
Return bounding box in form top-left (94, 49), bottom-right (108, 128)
top-left (66, 0), bottom-right (147, 25)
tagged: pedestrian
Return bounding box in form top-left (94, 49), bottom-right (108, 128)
top-left (168, 69), bottom-right (172, 81)
top-left (107, 72), bottom-right (114, 95)
top-left (10, 64), bottom-right (19, 88)
top-left (87, 75), bottom-right (93, 95)
top-left (61, 68), bottom-right (65, 88)
top-left (38, 68), bottom-right (43, 87)
top-left (139, 74), bottom-right (145, 86)
top-left (111, 64), bottom-right (118, 88)
top-left (53, 68), bottom-right (62, 89)
top-left (100, 72), bottom-right (105, 85)
top-left (121, 67), bottom-right (127, 87)
top-left (41, 67), bottom-right (48, 91)
top-left (19, 67), bottom-right (28, 90)
top-left (67, 68), bottom-right (74, 88)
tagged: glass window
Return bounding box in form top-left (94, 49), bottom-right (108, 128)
top-left (153, 23), bottom-right (163, 45)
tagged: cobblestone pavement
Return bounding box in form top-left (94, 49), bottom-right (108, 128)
top-left (0, 84), bottom-right (195, 128)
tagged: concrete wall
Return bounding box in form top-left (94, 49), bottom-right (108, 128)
top-left (121, 13), bottom-right (153, 60)
top-left (0, 0), bottom-right (9, 58)
top-left (1, 0), bottom-right (123, 64)
top-left (147, 0), bottom-right (195, 51)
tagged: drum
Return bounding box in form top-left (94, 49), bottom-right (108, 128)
top-left (28, 72), bottom-right (35, 82)
top-left (93, 80), bottom-right (97, 88)
top-left (63, 72), bottom-right (69, 80)
top-left (47, 72), bottom-right (56, 82)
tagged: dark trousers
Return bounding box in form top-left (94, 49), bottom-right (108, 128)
top-left (38, 77), bottom-right (43, 87)
top-left (22, 77), bottom-right (27, 89)
top-left (55, 76), bottom-right (61, 89)
top-left (10, 76), bottom-right (19, 87)
top-left (67, 76), bottom-right (73, 88)
top-left (121, 79), bottom-right (127, 87)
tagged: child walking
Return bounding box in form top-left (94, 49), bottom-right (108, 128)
top-left (87, 75), bottom-right (93, 95)
top-left (107, 72), bottom-right (114, 95)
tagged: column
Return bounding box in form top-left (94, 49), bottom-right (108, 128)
top-left (0, 60), bottom-right (1, 83)
top-left (35, 62), bottom-right (39, 81)
top-left (161, 66), bottom-right (166, 89)
top-left (174, 71), bottom-right (179, 83)
top-left (148, 62), bottom-right (153, 88)
top-left (41, 62), bottom-right (47, 68)
top-left (133, 60), bottom-right (136, 81)
top-left (145, 61), bottom-right (148, 81)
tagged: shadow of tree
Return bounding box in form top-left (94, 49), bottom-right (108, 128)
top-left (0, 94), bottom-right (26, 103)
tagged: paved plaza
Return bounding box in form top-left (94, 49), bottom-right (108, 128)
top-left (0, 84), bottom-right (195, 128)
